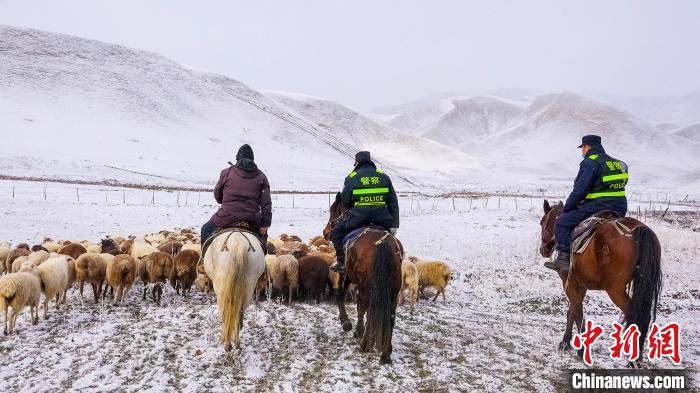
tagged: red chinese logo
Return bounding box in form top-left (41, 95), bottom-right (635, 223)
top-left (608, 322), bottom-right (640, 361)
top-left (648, 322), bottom-right (682, 364)
top-left (572, 320), bottom-right (604, 366)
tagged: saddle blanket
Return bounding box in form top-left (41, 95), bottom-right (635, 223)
top-left (571, 211), bottom-right (622, 254)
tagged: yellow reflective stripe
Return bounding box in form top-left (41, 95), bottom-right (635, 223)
top-left (602, 173), bottom-right (629, 182)
top-left (354, 202), bottom-right (386, 206)
top-left (376, 169), bottom-right (384, 174)
top-left (585, 191), bottom-right (626, 199)
top-left (588, 154), bottom-right (599, 160)
top-left (348, 171), bottom-right (357, 178)
top-left (352, 187), bottom-right (389, 195)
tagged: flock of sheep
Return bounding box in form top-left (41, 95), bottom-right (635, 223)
top-left (0, 229), bottom-right (452, 335)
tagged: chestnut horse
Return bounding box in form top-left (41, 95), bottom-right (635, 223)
top-left (539, 200), bottom-right (662, 362)
top-left (324, 193), bottom-right (403, 364)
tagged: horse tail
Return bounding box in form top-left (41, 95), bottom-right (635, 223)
top-left (365, 240), bottom-right (395, 354)
top-left (626, 225), bottom-right (662, 361)
top-left (218, 234), bottom-right (249, 350)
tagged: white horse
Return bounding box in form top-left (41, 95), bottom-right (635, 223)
top-left (203, 230), bottom-right (265, 351)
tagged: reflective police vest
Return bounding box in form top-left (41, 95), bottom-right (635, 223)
top-left (347, 168), bottom-right (390, 207)
top-left (585, 153), bottom-right (629, 199)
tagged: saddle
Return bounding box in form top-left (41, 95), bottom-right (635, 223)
top-left (342, 225), bottom-right (404, 259)
top-left (571, 210), bottom-right (631, 254)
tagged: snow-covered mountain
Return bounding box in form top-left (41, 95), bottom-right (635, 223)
top-left (0, 25), bottom-right (493, 192)
top-left (377, 92), bottom-right (700, 191)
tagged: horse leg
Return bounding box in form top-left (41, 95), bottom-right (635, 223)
top-left (354, 291), bottom-right (367, 340)
top-left (560, 282), bottom-right (585, 351)
top-left (398, 283), bottom-right (404, 306)
top-left (336, 275), bottom-right (352, 332)
top-left (607, 286), bottom-right (638, 365)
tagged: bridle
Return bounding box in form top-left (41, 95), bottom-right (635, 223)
top-left (540, 205), bottom-right (562, 253)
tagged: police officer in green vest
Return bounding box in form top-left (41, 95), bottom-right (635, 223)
top-left (545, 135), bottom-right (629, 273)
top-left (329, 151), bottom-right (400, 273)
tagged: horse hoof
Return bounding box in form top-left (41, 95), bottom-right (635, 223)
top-left (559, 340), bottom-right (571, 351)
top-left (576, 348), bottom-right (584, 359)
top-left (380, 355), bottom-right (392, 365)
top-left (224, 344), bottom-right (233, 352)
top-left (342, 320), bottom-right (352, 332)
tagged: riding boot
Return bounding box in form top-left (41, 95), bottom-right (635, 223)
top-left (329, 252), bottom-right (346, 273)
top-left (554, 250), bottom-right (570, 273)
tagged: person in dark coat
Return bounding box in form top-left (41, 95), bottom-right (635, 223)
top-left (201, 144), bottom-right (272, 255)
top-left (329, 151), bottom-right (400, 273)
top-left (545, 135), bottom-right (628, 273)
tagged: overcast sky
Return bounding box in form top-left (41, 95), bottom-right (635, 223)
top-left (1, 0), bottom-right (698, 111)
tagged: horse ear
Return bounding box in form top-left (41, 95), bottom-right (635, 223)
top-left (543, 200), bottom-right (550, 213)
top-left (557, 201), bottom-right (564, 208)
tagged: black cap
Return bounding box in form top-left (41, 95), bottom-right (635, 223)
top-left (354, 151), bottom-right (371, 164)
top-left (236, 144), bottom-right (254, 161)
top-left (577, 135), bottom-right (602, 148)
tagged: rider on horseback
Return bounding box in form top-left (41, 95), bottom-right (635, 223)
top-left (545, 135), bottom-right (628, 273)
top-left (329, 151), bottom-right (399, 273)
top-left (200, 144), bottom-right (272, 255)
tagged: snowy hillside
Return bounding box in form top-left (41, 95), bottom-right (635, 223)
top-left (0, 25), bottom-right (493, 192)
top-left (379, 92), bottom-right (700, 192)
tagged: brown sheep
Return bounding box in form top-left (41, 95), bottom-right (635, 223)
top-left (309, 235), bottom-right (331, 248)
top-left (5, 248), bottom-right (31, 274)
top-left (413, 258), bottom-right (452, 305)
top-left (139, 251), bottom-right (174, 304)
top-left (297, 256), bottom-right (329, 304)
top-left (120, 238), bottom-right (134, 254)
top-left (169, 250), bottom-right (197, 296)
top-left (158, 241), bottom-right (183, 258)
top-left (58, 243), bottom-right (87, 260)
top-left (266, 241), bottom-right (276, 255)
top-left (106, 254), bottom-right (137, 305)
top-left (75, 253), bottom-right (107, 302)
top-left (254, 267), bottom-right (270, 304)
top-left (100, 239), bottom-right (121, 256)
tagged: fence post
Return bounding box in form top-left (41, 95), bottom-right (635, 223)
top-left (197, 192), bottom-right (201, 206)
top-left (123, 190), bottom-right (126, 204)
top-left (12, 186), bottom-right (15, 199)
top-left (76, 188), bottom-right (80, 202)
top-left (151, 191), bottom-right (155, 205)
top-left (44, 183), bottom-right (47, 200)
top-left (105, 190), bottom-right (108, 204)
top-left (292, 195), bottom-right (295, 209)
top-left (452, 196), bottom-right (455, 211)
top-left (185, 192), bottom-right (189, 206)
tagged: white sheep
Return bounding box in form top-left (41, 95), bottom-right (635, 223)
top-left (130, 238), bottom-right (159, 259)
top-left (399, 259), bottom-right (419, 312)
top-left (41, 240), bottom-right (62, 253)
top-left (22, 256), bottom-right (69, 319)
top-left (27, 250), bottom-right (51, 267)
top-left (269, 254), bottom-right (299, 305)
top-left (0, 271), bottom-right (42, 334)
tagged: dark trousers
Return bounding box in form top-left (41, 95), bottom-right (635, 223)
top-left (201, 220), bottom-right (267, 254)
top-left (555, 202), bottom-right (627, 252)
top-left (331, 210), bottom-right (392, 262)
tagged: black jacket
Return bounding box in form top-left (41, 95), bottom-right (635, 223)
top-left (564, 146), bottom-right (627, 213)
top-left (340, 162), bottom-right (400, 228)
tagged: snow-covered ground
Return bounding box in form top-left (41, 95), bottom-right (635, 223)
top-left (0, 181), bottom-right (697, 392)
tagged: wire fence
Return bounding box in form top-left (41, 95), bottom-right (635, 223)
top-left (1, 180), bottom-right (698, 222)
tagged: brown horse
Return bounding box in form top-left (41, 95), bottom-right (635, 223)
top-left (539, 200), bottom-right (662, 363)
top-left (324, 193), bottom-right (403, 364)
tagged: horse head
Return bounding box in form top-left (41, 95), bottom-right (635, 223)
top-left (323, 192), bottom-right (347, 240)
top-left (539, 199), bottom-right (563, 257)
